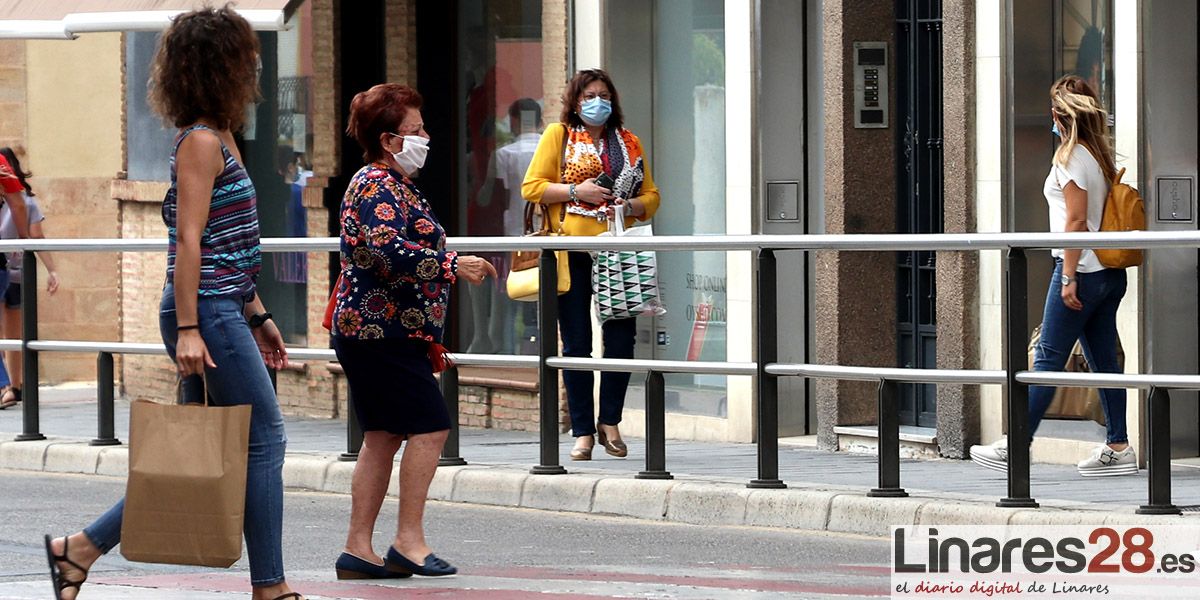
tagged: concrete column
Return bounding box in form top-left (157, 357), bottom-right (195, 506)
top-left (937, 1), bottom-right (980, 458)
top-left (816, 0), bottom-right (898, 450)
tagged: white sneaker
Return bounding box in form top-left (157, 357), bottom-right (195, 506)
top-left (970, 439), bottom-right (1009, 473)
top-left (1077, 445), bottom-right (1138, 477)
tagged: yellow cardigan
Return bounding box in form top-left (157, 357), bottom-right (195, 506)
top-left (520, 123), bottom-right (660, 236)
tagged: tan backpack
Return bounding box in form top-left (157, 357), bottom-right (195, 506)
top-left (1094, 167), bottom-right (1145, 269)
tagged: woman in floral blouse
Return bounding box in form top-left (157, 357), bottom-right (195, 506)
top-left (331, 84), bottom-right (495, 579)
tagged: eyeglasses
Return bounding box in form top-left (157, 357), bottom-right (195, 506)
top-left (582, 92), bottom-right (612, 102)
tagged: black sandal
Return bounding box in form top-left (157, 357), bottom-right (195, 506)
top-left (44, 534), bottom-right (87, 600)
top-left (271, 594), bottom-right (304, 600)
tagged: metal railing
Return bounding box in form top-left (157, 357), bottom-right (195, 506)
top-left (6, 230), bottom-right (1200, 514)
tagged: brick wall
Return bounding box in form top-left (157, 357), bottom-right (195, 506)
top-left (116, 183), bottom-right (174, 401)
top-left (542, 0), bottom-right (570, 124)
top-left (385, 0), bottom-right (417, 86)
top-left (311, 0), bottom-right (340, 179)
top-left (0, 41), bottom-right (26, 150)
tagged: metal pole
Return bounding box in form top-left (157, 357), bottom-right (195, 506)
top-left (1138, 387), bottom-right (1180, 515)
top-left (91, 352), bottom-right (120, 446)
top-left (339, 389), bottom-right (363, 461)
top-left (868, 379), bottom-right (907, 497)
top-left (637, 370), bottom-right (672, 480)
top-left (999, 248), bottom-right (1038, 507)
top-left (531, 249), bottom-right (566, 474)
top-left (15, 250), bottom-right (43, 441)
top-left (439, 366), bottom-right (467, 466)
top-left (749, 249), bottom-right (785, 489)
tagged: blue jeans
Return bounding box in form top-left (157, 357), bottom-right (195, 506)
top-left (1028, 261), bottom-right (1128, 444)
top-left (83, 285), bottom-right (288, 586)
top-left (559, 252), bottom-right (637, 437)
top-left (0, 270), bottom-right (9, 388)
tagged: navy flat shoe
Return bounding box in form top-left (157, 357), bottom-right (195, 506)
top-left (385, 547), bottom-right (457, 576)
top-left (335, 552), bottom-right (412, 580)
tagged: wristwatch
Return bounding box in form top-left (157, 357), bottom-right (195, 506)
top-left (248, 312), bottom-right (273, 329)
top-left (1060, 275), bottom-right (1074, 286)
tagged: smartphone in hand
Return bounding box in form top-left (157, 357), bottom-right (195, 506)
top-left (594, 172), bottom-right (614, 191)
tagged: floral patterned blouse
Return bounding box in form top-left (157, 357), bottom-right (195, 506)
top-left (332, 163), bottom-right (459, 342)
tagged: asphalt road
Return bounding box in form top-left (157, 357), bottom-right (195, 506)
top-left (0, 469), bottom-right (893, 598)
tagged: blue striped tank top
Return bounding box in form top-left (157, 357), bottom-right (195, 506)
top-left (162, 124), bottom-right (261, 298)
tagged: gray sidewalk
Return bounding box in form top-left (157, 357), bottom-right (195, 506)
top-left (3, 384), bottom-right (1200, 537)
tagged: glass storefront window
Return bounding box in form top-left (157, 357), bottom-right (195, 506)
top-left (632, 0), bottom-right (727, 417)
top-left (1058, 0), bottom-right (1113, 116)
top-left (456, 0), bottom-right (545, 356)
top-left (1009, 0), bottom-right (1115, 440)
top-left (124, 3), bottom-right (315, 346)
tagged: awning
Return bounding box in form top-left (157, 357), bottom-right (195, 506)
top-left (0, 1), bottom-right (305, 39)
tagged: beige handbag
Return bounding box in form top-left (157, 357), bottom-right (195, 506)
top-left (1027, 324), bottom-right (1125, 426)
top-left (506, 202), bottom-right (570, 301)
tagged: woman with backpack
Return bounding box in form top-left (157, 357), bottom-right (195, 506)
top-left (970, 75), bottom-right (1135, 477)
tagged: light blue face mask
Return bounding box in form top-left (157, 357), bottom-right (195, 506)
top-left (579, 97), bottom-right (612, 127)
top-left (1051, 121), bottom-right (1061, 138)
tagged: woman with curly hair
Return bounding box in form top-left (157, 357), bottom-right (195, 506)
top-left (330, 83), bottom-right (495, 579)
top-left (42, 7), bottom-right (303, 600)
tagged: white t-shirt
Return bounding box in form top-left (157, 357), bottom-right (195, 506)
top-left (0, 192), bottom-right (45, 277)
top-left (1043, 144), bottom-right (1109, 273)
top-left (495, 132), bottom-right (542, 236)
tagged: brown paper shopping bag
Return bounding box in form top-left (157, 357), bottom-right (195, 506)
top-left (120, 397), bottom-right (251, 567)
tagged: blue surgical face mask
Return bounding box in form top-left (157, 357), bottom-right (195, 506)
top-left (579, 97), bottom-right (612, 127)
top-left (1051, 121), bottom-right (1061, 138)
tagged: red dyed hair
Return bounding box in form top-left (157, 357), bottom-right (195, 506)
top-left (346, 83), bottom-right (423, 162)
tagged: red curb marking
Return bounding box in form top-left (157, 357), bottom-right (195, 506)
top-left (468, 566), bottom-right (888, 596)
top-left (95, 566), bottom-right (890, 597)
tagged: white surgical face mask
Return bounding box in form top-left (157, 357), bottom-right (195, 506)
top-left (389, 134), bottom-right (429, 175)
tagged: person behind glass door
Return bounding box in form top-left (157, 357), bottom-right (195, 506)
top-left (970, 75), bottom-right (1134, 477)
top-left (484, 97), bottom-right (544, 353)
top-left (521, 69), bottom-right (661, 460)
top-left (42, 8), bottom-right (303, 600)
top-left (332, 83), bottom-right (496, 579)
top-left (0, 147), bottom-right (61, 409)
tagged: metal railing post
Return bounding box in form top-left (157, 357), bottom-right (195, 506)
top-left (749, 249), bottom-right (785, 489)
top-left (1139, 386), bottom-right (1180, 515)
top-left (531, 249), bottom-right (566, 475)
top-left (869, 379), bottom-right (907, 497)
top-left (91, 352), bottom-right (120, 446)
top-left (16, 250), bottom-right (43, 441)
top-left (1000, 247), bottom-right (1038, 508)
top-left (439, 366), bottom-right (467, 466)
top-left (339, 389), bottom-right (363, 461)
top-left (637, 370), bottom-right (672, 480)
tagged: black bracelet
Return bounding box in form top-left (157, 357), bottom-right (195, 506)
top-left (177, 324), bottom-right (200, 331)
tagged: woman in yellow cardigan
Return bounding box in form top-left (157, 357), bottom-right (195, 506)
top-left (522, 69), bottom-right (660, 461)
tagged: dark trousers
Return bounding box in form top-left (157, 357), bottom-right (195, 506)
top-left (558, 251), bottom-right (636, 437)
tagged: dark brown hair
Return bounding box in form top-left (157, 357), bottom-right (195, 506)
top-left (1050, 75), bottom-right (1116, 181)
top-left (346, 83), bottom-right (423, 162)
top-left (148, 5), bottom-right (261, 132)
top-left (559, 69), bottom-right (624, 129)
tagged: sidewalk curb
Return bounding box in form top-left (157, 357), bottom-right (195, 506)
top-left (3, 438), bottom-right (1195, 538)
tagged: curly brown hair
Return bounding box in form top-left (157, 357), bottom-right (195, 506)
top-left (559, 69), bottom-right (624, 129)
top-left (346, 84), bottom-right (423, 162)
top-left (148, 5), bottom-right (261, 132)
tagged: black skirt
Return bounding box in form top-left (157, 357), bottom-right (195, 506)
top-left (332, 336), bottom-right (453, 435)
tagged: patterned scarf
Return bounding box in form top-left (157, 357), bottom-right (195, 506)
top-left (560, 125), bottom-right (645, 220)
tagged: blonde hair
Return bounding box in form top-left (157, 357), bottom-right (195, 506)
top-left (1050, 75), bottom-right (1116, 181)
